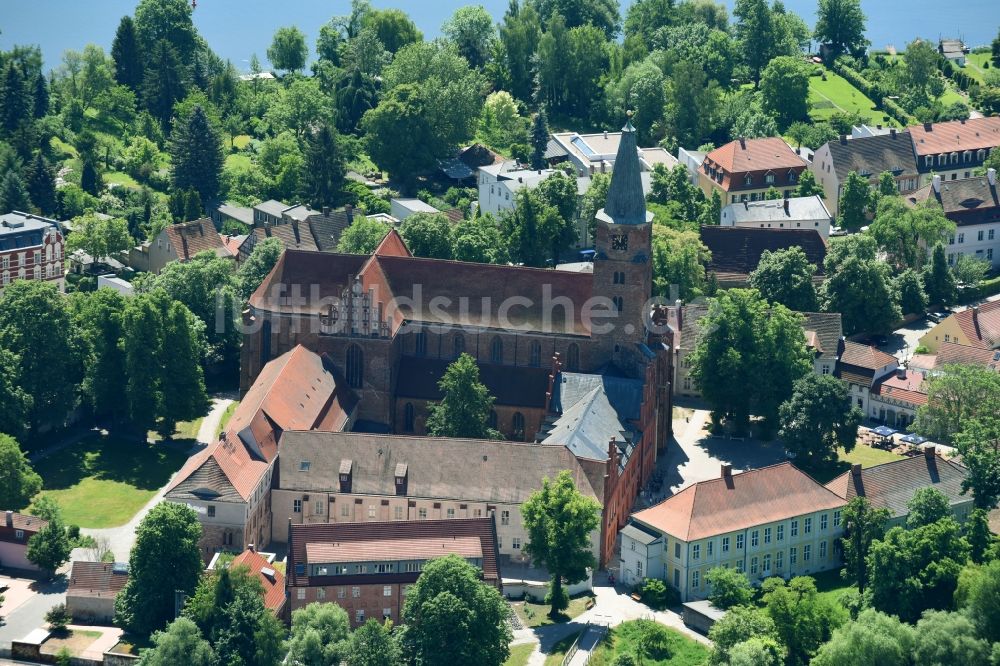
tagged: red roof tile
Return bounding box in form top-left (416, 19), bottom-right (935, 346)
top-left (935, 341), bottom-right (1000, 372)
top-left (839, 340), bottom-right (898, 370)
top-left (872, 369), bottom-right (928, 406)
top-left (909, 117), bottom-right (1000, 157)
top-left (952, 301), bottom-right (1000, 349)
top-left (633, 462), bottom-right (845, 541)
top-left (231, 549), bottom-right (285, 614)
top-left (702, 138), bottom-right (807, 191)
top-left (67, 561), bottom-right (129, 599)
top-left (0, 512), bottom-right (47, 544)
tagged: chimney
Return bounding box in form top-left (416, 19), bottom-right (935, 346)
top-left (851, 463), bottom-right (862, 478)
top-left (721, 463), bottom-right (732, 479)
top-left (896, 367), bottom-right (906, 379)
top-left (923, 122), bottom-right (933, 132)
top-left (839, 135), bottom-right (847, 145)
top-left (924, 446), bottom-right (936, 460)
top-left (877, 124), bottom-right (883, 130)
top-left (248, 543), bottom-right (255, 553)
top-left (739, 137), bottom-right (746, 149)
top-left (5, 510), bottom-right (12, 527)
top-left (345, 204), bottom-right (354, 224)
top-left (889, 128), bottom-right (897, 138)
top-left (989, 168), bottom-right (997, 187)
top-left (322, 206), bottom-right (330, 217)
top-left (960, 118), bottom-right (966, 124)
top-left (675, 299), bottom-right (683, 331)
top-left (603, 130), bottom-right (608, 139)
top-left (783, 198), bottom-right (789, 215)
top-left (933, 174), bottom-right (942, 194)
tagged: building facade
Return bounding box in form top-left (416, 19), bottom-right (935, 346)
top-left (918, 299), bottom-right (1000, 353)
top-left (835, 340), bottom-right (899, 418)
top-left (720, 195), bottom-right (833, 238)
top-left (698, 138), bottom-right (808, 204)
top-left (0, 511), bottom-right (47, 572)
top-left (0, 212), bottom-right (65, 295)
top-left (909, 117), bottom-right (1000, 186)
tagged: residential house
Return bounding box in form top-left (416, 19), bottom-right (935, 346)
top-left (66, 561), bottom-right (129, 623)
top-left (852, 125), bottom-right (894, 138)
top-left (835, 340), bottom-right (900, 418)
top-left (907, 170), bottom-right (999, 270)
top-left (719, 195), bottom-right (834, 239)
top-left (698, 137), bottom-right (808, 204)
top-left (131, 218), bottom-right (234, 274)
top-left (213, 203), bottom-right (254, 230)
top-left (165, 345), bottom-right (357, 559)
top-left (548, 130), bottom-right (679, 177)
top-left (0, 511), bottom-right (47, 572)
top-left (477, 162), bottom-right (558, 216)
top-left (870, 368), bottom-right (928, 428)
top-left (229, 547), bottom-right (287, 619)
top-left (909, 117), bottom-right (1000, 186)
top-left (667, 304), bottom-right (842, 398)
top-left (0, 211), bottom-right (65, 295)
top-left (620, 463), bottom-right (846, 601)
top-left (919, 300), bottom-right (1000, 353)
top-left (810, 130), bottom-right (918, 216)
top-left (699, 226), bottom-right (827, 288)
top-left (286, 517), bottom-right (501, 627)
top-left (934, 340), bottom-right (1000, 373)
top-left (438, 143), bottom-right (504, 183)
top-left (677, 148), bottom-right (706, 186)
top-left (253, 200), bottom-right (317, 227)
top-left (939, 39), bottom-right (967, 66)
top-left (238, 206), bottom-right (359, 261)
top-left (825, 448), bottom-right (974, 528)
top-left (96, 274), bottom-right (134, 296)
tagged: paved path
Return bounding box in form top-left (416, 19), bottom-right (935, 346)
top-left (0, 576), bottom-right (67, 652)
top-left (79, 397), bottom-right (234, 562)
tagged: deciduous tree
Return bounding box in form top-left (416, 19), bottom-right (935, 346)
top-left (651, 226), bottom-right (710, 301)
top-left (705, 566), bottom-right (754, 610)
top-left (137, 617), bottom-right (216, 666)
top-left (285, 602), bottom-right (351, 666)
top-left (70, 289), bottom-right (127, 421)
top-left (0, 434), bottom-right (41, 511)
top-left (26, 499), bottom-right (71, 578)
top-left (426, 353), bottom-right (501, 440)
top-left (811, 609), bottom-right (913, 666)
top-left (521, 471), bottom-right (601, 617)
top-left (906, 487), bottom-right (952, 528)
top-left (346, 618), bottom-right (402, 666)
top-left (837, 171), bottom-right (872, 231)
top-left (267, 26), bottom-right (308, 73)
top-left (708, 605), bottom-right (780, 666)
top-left (236, 237), bottom-right (283, 301)
top-left (749, 247), bottom-right (819, 312)
top-left (894, 269), bottom-right (928, 316)
top-left (443, 6), bottom-right (495, 69)
top-left (779, 374), bottom-right (863, 467)
top-left (814, 0), bottom-right (867, 58)
top-left (362, 8), bottom-right (422, 53)
top-left (761, 56), bottom-right (811, 127)
top-left (337, 216), bottom-right (391, 254)
top-left (400, 213), bottom-right (454, 260)
top-left (761, 576), bottom-right (845, 666)
top-left (953, 418), bottom-right (1000, 509)
top-left (839, 496), bottom-right (890, 594)
top-left (914, 365), bottom-right (1000, 444)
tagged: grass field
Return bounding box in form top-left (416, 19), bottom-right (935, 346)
top-left (806, 444), bottom-right (904, 484)
top-left (588, 621), bottom-right (709, 666)
top-left (104, 171), bottom-right (141, 189)
top-left (543, 632), bottom-right (583, 666)
top-left (512, 593), bottom-right (594, 628)
top-left (218, 401), bottom-right (240, 432)
top-left (811, 568), bottom-right (856, 607)
top-left (808, 69), bottom-right (896, 127)
top-left (964, 52), bottom-right (994, 84)
top-left (504, 643), bottom-right (535, 666)
top-left (31, 433), bottom-right (188, 528)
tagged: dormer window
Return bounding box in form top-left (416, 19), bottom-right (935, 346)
top-left (925, 156), bottom-right (933, 167)
top-left (394, 463), bottom-right (408, 496)
top-left (744, 174), bottom-right (753, 186)
top-left (765, 171), bottom-right (775, 184)
top-left (339, 459), bottom-right (353, 493)
top-left (938, 154), bottom-right (946, 167)
top-left (950, 152), bottom-right (958, 165)
top-left (788, 170), bottom-right (798, 184)
top-left (978, 149), bottom-right (986, 161)
top-left (963, 150), bottom-right (971, 162)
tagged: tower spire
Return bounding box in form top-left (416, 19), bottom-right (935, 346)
top-left (598, 112), bottom-right (652, 226)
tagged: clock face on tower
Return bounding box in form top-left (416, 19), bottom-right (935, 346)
top-left (611, 233), bottom-right (629, 251)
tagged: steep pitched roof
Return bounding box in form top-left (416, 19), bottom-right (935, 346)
top-left (554, 372), bottom-right (644, 422)
top-left (164, 218), bottom-right (230, 261)
top-left (252, 222), bottom-right (320, 253)
top-left (287, 518), bottom-right (501, 588)
top-left (822, 131), bottom-right (917, 181)
top-left (538, 386), bottom-right (633, 463)
top-left (395, 356), bottom-right (550, 408)
top-left (306, 208), bottom-right (361, 252)
top-left (872, 369), bottom-right (928, 406)
top-left (276, 431), bottom-right (601, 505)
top-left (372, 228), bottom-right (411, 257)
top-left (943, 300), bottom-right (1000, 349)
top-left (909, 116), bottom-right (1000, 156)
top-left (704, 137), bottom-right (806, 175)
top-left (67, 561), bottom-right (129, 599)
top-left (250, 250), bottom-right (368, 315)
top-left (0, 511), bottom-right (48, 543)
top-left (839, 340), bottom-right (898, 370)
top-left (825, 453), bottom-right (970, 518)
top-left (935, 341), bottom-right (1000, 372)
top-left (700, 226), bottom-right (827, 283)
top-left (231, 549), bottom-right (285, 614)
top-left (600, 119), bottom-right (651, 226)
top-left (633, 462), bottom-right (845, 541)
top-left (907, 176), bottom-right (1000, 226)
top-left (800, 312), bottom-right (844, 362)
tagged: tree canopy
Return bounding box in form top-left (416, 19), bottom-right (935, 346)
top-left (426, 353), bottom-right (502, 440)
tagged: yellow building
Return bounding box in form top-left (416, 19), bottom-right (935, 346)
top-left (918, 301), bottom-right (1000, 353)
top-left (620, 463), bottom-right (846, 601)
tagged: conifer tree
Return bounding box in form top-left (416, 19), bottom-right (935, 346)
top-left (170, 105), bottom-right (224, 204)
top-left (0, 170), bottom-right (29, 212)
top-left (142, 39), bottom-right (186, 128)
top-left (122, 293), bottom-right (164, 433)
top-left (300, 124), bottom-right (346, 209)
top-left (111, 16), bottom-right (144, 92)
top-left (530, 107), bottom-right (549, 170)
top-left (0, 63), bottom-right (29, 137)
top-left (25, 153), bottom-right (57, 216)
top-left (80, 158), bottom-right (102, 196)
top-left (923, 242), bottom-right (957, 305)
top-left (33, 72), bottom-right (49, 118)
top-left (183, 188), bottom-right (202, 221)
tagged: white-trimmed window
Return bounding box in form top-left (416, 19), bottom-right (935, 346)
top-left (820, 541), bottom-right (827, 559)
top-left (820, 514), bottom-right (828, 531)
top-left (833, 511), bottom-right (841, 527)
top-left (776, 550), bottom-right (784, 570)
top-left (384, 585), bottom-right (392, 597)
top-left (789, 547), bottom-right (797, 565)
top-left (316, 588), bottom-right (326, 600)
top-left (692, 571), bottom-right (700, 589)
top-left (352, 586), bottom-right (361, 598)
top-left (777, 524), bottom-right (784, 541)
top-left (356, 610), bottom-right (365, 623)
top-left (764, 527), bottom-right (771, 544)
top-left (763, 554), bottom-right (771, 573)
top-left (722, 536), bottom-right (730, 552)
top-left (693, 544), bottom-right (700, 560)
top-left (751, 557), bottom-right (758, 575)
top-left (297, 589), bottom-right (306, 600)
top-left (513, 537), bottom-right (521, 550)
top-left (751, 530), bottom-right (759, 548)
top-left (293, 499), bottom-right (302, 513)
top-left (804, 517), bottom-right (812, 534)
top-left (791, 520), bottom-right (799, 537)
top-left (804, 544), bottom-right (812, 561)
top-left (736, 534), bottom-right (744, 550)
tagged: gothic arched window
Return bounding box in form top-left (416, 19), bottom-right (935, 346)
top-left (403, 403), bottom-right (415, 432)
top-left (566, 343), bottom-right (580, 371)
top-left (346, 344), bottom-right (364, 388)
top-left (491, 336), bottom-right (503, 363)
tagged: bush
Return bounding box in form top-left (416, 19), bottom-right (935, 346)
top-left (66, 525), bottom-right (80, 540)
top-left (914, 345), bottom-right (930, 355)
top-left (613, 655), bottom-right (638, 666)
top-left (46, 603), bottom-right (70, 631)
top-left (55, 648), bottom-right (72, 666)
top-left (639, 578), bottom-right (680, 610)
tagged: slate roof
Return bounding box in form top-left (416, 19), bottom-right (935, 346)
top-left (553, 372), bottom-right (644, 422)
top-left (230, 549), bottom-right (285, 614)
top-left (287, 518), bottom-right (501, 588)
top-left (821, 131), bottom-right (917, 181)
top-left (909, 116), bottom-right (1000, 157)
top-left (935, 341), bottom-right (1000, 372)
top-left (276, 430), bottom-right (601, 504)
top-left (164, 218), bottom-right (231, 261)
top-left (601, 120), bottom-right (652, 226)
top-left (306, 208), bottom-right (360, 252)
top-left (217, 204), bottom-right (254, 226)
top-left (255, 200), bottom-right (288, 218)
top-left (620, 522), bottom-right (661, 546)
top-left (800, 312), bottom-right (844, 362)
top-left (252, 222), bottom-right (319, 253)
top-left (825, 453), bottom-right (971, 518)
top-left (907, 176), bottom-right (1000, 227)
top-left (395, 356), bottom-right (550, 408)
top-left (67, 561), bottom-right (129, 599)
top-left (538, 386), bottom-right (633, 463)
top-left (700, 226), bottom-right (827, 283)
top-left (633, 463), bottom-right (845, 542)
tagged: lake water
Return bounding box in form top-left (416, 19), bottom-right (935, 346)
top-left (1, 0), bottom-right (997, 72)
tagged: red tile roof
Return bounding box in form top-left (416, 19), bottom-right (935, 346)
top-left (839, 340), bottom-right (898, 370)
top-left (702, 138), bottom-right (807, 191)
top-left (67, 561), bottom-right (129, 599)
top-left (909, 116), bottom-right (1000, 156)
top-left (632, 462), bottom-right (845, 541)
top-left (231, 549), bottom-right (285, 614)
top-left (287, 517), bottom-right (501, 588)
top-left (0, 512), bottom-right (47, 544)
top-left (935, 341), bottom-right (1000, 372)
top-left (164, 218), bottom-right (231, 261)
top-left (372, 228), bottom-right (411, 258)
top-left (951, 301), bottom-right (1000, 349)
top-left (872, 369), bottom-right (928, 406)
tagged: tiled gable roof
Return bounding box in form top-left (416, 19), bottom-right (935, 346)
top-left (250, 250), bottom-right (368, 315)
top-left (908, 177), bottom-right (1000, 226)
top-left (952, 301), bottom-right (1000, 349)
top-left (67, 561), bottom-right (129, 599)
top-left (935, 341), bottom-right (1000, 372)
top-left (306, 208), bottom-right (361, 251)
top-left (700, 226), bottom-right (827, 283)
top-left (395, 356), bottom-right (549, 408)
top-left (288, 518), bottom-right (501, 588)
top-left (800, 313), bottom-right (843, 362)
top-left (633, 462), bottom-right (845, 541)
top-left (705, 137), bottom-right (806, 173)
top-left (276, 431), bottom-right (601, 505)
top-left (164, 218), bottom-right (230, 261)
top-left (0, 512), bottom-right (48, 543)
top-left (823, 131), bottom-right (917, 181)
top-left (825, 453), bottom-right (970, 518)
top-left (252, 222), bottom-right (319, 253)
top-left (839, 340), bottom-right (897, 369)
top-left (872, 369), bottom-right (928, 406)
top-left (909, 116), bottom-right (1000, 156)
top-left (230, 549), bottom-right (285, 614)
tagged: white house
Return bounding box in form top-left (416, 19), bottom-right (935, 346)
top-left (390, 198), bottom-right (441, 221)
top-left (720, 195), bottom-right (833, 239)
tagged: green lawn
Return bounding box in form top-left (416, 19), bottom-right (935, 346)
top-left (589, 621), bottom-right (709, 666)
top-left (504, 643), bottom-right (535, 666)
top-left (811, 568), bottom-right (857, 607)
top-left (512, 593), bottom-right (595, 628)
top-left (31, 433), bottom-right (188, 528)
top-left (218, 401), bottom-right (240, 433)
top-left (808, 444), bottom-right (905, 484)
top-left (964, 52), bottom-right (993, 84)
top-left (104, 171), bottom-right (140, 189)
top-left (809, 69), bottom-right (896, 127)
top-left (543, 632), bottom-right (583, 666)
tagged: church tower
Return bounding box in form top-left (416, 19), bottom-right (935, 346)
top-left (592, 115), bottom-right (654, 373)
